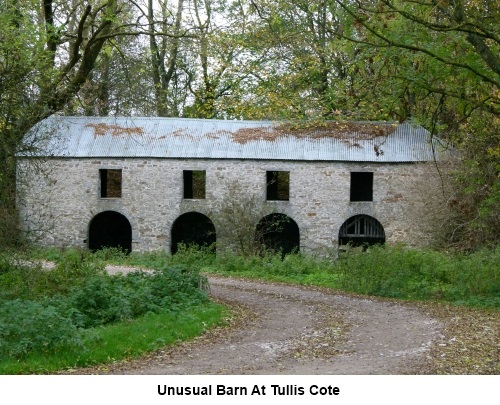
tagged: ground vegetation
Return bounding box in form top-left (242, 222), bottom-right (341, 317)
top-left (0, 248), bottom-right (223, 373)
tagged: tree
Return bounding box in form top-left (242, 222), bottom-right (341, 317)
top-left (331, 0), bottom-right (499, 120)
top-left (210, 182), bottom-right (292, 256)
top-left (179, 0), bottom-right (260, 118)
top-left (224, 0), bottom-right (354, 119)
top-left (146, 0), bottom-right (186, 116)
top-left (330, 0), bottom-right (499, 248)
top-left (65, 36), bottom-right (159, 116)
top-left (0, 0), bottom-right (135, 247)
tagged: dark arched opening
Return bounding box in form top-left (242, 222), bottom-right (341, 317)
top-left (88, 211), bottom-right (132, 253)
top-left (339, 215), bottom-right (385, 247)
top-left (255, 213), bottom-right (300, 255)
top-left (171, 212), bottom-right (216, 254)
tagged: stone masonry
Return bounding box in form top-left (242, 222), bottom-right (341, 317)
top-left (17, 156), bottom-right (448, 254)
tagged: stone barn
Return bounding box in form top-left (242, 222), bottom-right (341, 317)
top-left (17, 116), bottom-right (451, 254)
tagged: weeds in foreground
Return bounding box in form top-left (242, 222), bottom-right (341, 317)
top-left (30, 244), bottom-right (500, 308)
top-left (119, 244), bottom-right (498, 309)
top-left (1, 244), bottom-right (497, 373)
top-left (0, 247), bottom-right (216, 372)
top-left (0, 302), bottom-right (225, 374)
top-left (335, 245), bottom-right (499, 307)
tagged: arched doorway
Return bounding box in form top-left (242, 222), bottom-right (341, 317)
top-left (88, 211), bottom-right (132, 253)
top-left (339, 215), bottom-right (385, 247)
top-left (255, 213), bottom-right (300, 254)
top-left (171, 212), bottom-right (216, 254)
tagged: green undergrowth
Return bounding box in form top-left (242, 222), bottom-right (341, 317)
top-left (0, 248), bottom-right (226, 374)
top-left (95, 244), bottom-right (499, 309)
top-left (0, 302), bottom-right (225, 374)
top-left (4, 244), bottom-right (497, 373)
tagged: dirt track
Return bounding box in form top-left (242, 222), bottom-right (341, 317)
top-left (96, 273), bottom-right (443, 375)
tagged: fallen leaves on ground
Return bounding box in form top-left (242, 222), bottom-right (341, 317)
top-left (409, 302), bottom-right (499, 374)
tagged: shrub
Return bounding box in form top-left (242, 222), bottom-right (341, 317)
top-left (336, 245), bottom-right (499, 306)
top-left (170, 244), bottom-right (216, 270)
top-left (56, 265), bottom-right (208, 328)
top-left (198, 244), bottom-right (498, 308)
top-left (0, 253), bottom-right (105, 301)
top-left (0, 299), bottom-right (82, 358)
top-left (0, 250), bottom-right (211, 358)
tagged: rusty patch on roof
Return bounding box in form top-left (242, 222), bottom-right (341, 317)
top-left (205, 129), bottom-right (233, 140)
top-left (230, 127), bottom-right (279, 144)
top-left (86, 123), bottom-right (144, 138)
top-left (172, 128), bottom-right (187, 137)
top-left (231, 121), bottom-right (397, 144)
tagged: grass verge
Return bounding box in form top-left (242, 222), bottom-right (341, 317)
top-left (0, 247), bottom-right (228, 374)
top-left (0, 301), bottom-right (226, 374)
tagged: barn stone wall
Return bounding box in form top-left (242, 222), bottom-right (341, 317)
top-left (17, 157), bottom-right (449, 254)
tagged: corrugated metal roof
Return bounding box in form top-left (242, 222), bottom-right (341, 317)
top-left (22, 116), bottom-right (451, 162)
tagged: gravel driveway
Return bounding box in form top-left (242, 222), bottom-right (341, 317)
top-left (97, 272), bottom-right (443, 375)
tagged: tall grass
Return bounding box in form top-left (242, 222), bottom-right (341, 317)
top-left (132, 245), bottom-right (498, 308)
top-left (31, 245), bottom-right (500, 308)
top-left (336, 245), bottom-right (499, 307)
top-left (3, 244), bottom-right (496, 373)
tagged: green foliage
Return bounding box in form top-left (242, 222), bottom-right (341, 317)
top-left (0, 299), bottom-right (82, 358)
top-left (168, 245), bottom-right (499, 308)
top-left (55, 266), bottom-right (208, 329)
top-left (0, 249), bottom-right (210, 361)
top-left (1, 244), bottom-right (497, 372)
top-left (0, 0), bottom-right (128, 254)
top-left (446, 114), bottom-right (500, 250)
top-left (101, 244), bottom-right (217, 273)
top-left (0, 249), bottom-right (105, 301)
top-left (336, 246), bottom-right (499, 307)
top-left (0, 302), bottom-right (226, 374)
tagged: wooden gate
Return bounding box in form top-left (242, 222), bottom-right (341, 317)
top-left (339, 215), bottom-right (385, 246)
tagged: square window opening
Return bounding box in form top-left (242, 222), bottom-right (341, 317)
top-left (266, 171), bottom-right (290, 201)
top-left (100, 169), bottom-right (122, 198)
top-left (350, 172), bottom-right (373, 202)
top-left (184, 170), bottom-right (206, 199)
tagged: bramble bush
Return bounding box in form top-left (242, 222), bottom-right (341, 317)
top-left (0, 249), bottom-right (209, 359)
top-left (58, 266), bottom-right (208, 328)
top-left (0, 249), bottom-right (106, 301)
top-left (0, 299), bottom-right (82, 358)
